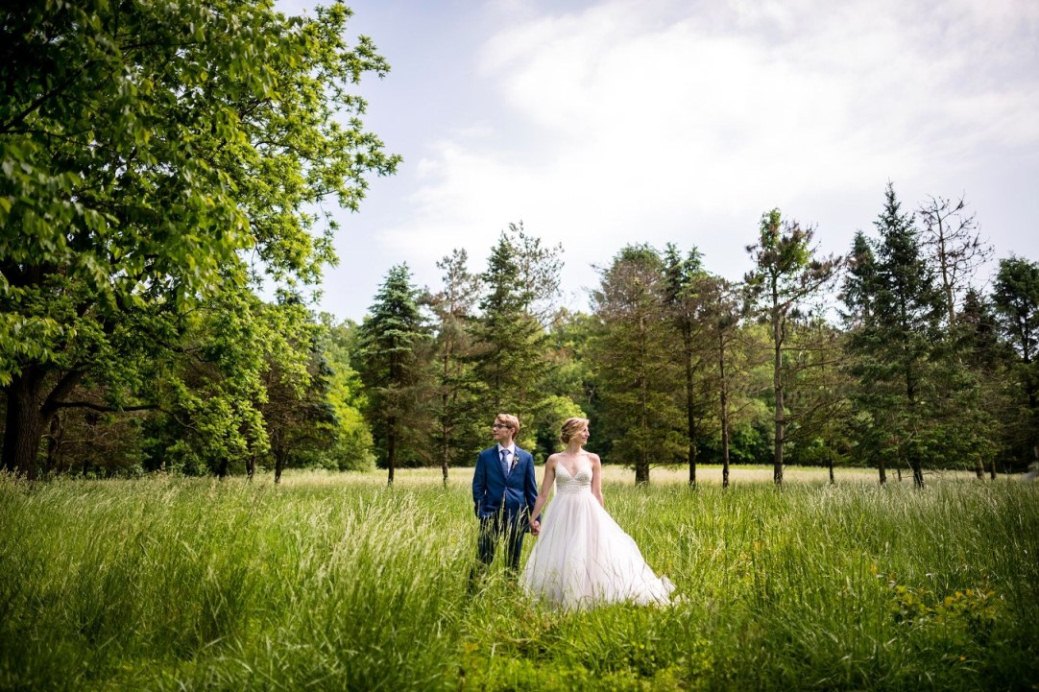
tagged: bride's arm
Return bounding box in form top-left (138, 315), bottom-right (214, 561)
top-left (529, 455), bottom-right (557, 528)
top-left (591, 454), bottom-right (604, 507)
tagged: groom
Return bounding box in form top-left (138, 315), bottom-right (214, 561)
top-left (471, 413), bottom-right (540, 574)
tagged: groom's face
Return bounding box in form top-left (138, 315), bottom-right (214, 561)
top-left (492, 420), bottom-right (514, 444)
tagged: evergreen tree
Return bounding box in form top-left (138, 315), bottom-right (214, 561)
top-left (840, 231), bottom-right (880, 327)
top-left (355, 265), bottom-right (431, 484)
top-left (842, 183), bottom-right (944, 487)
top-left (745, 209), bottom-right (841, 485)
top-left (427, 249), bottom-right (483, 482)
top-left (591, 245), bottom-right (682, 484)
top-left (663, 243), bottom-right (712, 486)
top-left (471, 225), bottom-right (561, 451)
top-left (992, 256), bottom-right (1039, 467)
top-left (698, 274), bottom-right (743, 488)
top-left (953, 289), bottom-right (1010, 478)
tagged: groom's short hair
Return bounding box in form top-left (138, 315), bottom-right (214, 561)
top-left (495, 413), bottom-right (520, 433)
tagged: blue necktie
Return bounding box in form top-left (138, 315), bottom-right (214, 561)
top-left (500, 449), bottom-right (510, 477)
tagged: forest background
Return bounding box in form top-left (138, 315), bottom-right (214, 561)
top-left (2, 0), bottom-right (1038, 488)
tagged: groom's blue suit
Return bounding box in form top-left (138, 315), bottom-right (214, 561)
top-left (472, 445), bottom-right (539, 571)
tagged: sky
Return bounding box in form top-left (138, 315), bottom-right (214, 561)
top-left (277, 0), bottom-right (1039, 322)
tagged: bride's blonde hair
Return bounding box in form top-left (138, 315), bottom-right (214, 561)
top-left (560, 417), bottom-right (590, 444)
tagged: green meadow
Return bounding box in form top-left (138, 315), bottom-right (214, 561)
top-left (1, 467), bottom-right (1037, 690)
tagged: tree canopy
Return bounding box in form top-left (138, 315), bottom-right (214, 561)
top-left (1, 0), bottom-right (399, 477)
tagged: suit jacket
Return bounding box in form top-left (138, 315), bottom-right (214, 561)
top-left (472, 445), bottom-right (538, 527)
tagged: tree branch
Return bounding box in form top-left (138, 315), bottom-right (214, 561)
top-left (49, 400), bottom-right (159, 413)
top-left (0, 61), bottom-right (93, 135)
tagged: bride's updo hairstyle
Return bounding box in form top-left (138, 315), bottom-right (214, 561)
top-left (560, 417), bottom-right (590, 444)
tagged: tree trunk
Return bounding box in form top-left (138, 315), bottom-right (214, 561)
top-left (911, 461), bottom-right (924, 488)
top-left (274, 454), bottom-right (284, 484)
top-left (719, 332), bottom-right (731, 490)
top-left (635, 455), bottom-right (649, 485)
top-left (1, 370), bottom-right (48, 480)
top-left (988, 459), bottom-right (997, 480)
top-left (974, 461), bottom-right (984, 479)
top-left (684, 333), bottom-right (697, 488)
top-left (878, 457), bottom-right (887, 485)
top-left (635, 324), bottom-right (650, 486)
top-left (440, 360), bottom-right (451, 487)
top-left (45, 411), bottom-right (63, 475)
top-left (246, 454), bottom-right (256, 480)
top-left (441, 440), bottom-right (449, 487)
top-left (387, 416), bottom-right (396, 485)
top-left (773, 315), bottom-right (785, 486)
top-left (828, 458), bottom-right (835, 485)
top-left (217, 457), bottom-right (229, 479)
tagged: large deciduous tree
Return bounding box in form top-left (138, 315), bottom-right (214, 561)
top-left (259, 328), bottom-right (337, 483)
top-left (314, 315), bottom-right (376, 473)
top-left (745, 209), bottom-right (841, 485)
top-left (0, 0), bottom-right (398, 477)
top-left (781, 316), bottom-right (852, 484)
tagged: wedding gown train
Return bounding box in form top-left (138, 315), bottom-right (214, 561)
top-left (520, 459), bottom-right (674, 610)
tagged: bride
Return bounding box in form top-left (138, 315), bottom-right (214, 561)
top-left (521, 417), bottom-right (674, 609)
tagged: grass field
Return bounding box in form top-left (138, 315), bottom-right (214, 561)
top-left (1, 466), bottom-right (1036, 690)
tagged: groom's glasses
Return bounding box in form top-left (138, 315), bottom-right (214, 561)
top-left (492, 423), bottom-right (512, 430)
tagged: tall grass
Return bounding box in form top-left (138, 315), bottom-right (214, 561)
top-left (1, 471), bottom-right (1036, 690)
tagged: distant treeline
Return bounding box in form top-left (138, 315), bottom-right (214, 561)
top-left (5, 187), bottom-right (1037, 485)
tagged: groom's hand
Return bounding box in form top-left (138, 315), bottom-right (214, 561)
top-left (529, 519), bottom-right (540, 535)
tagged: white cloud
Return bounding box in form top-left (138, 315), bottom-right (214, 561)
top-left (368, 0), bottom-right (1039, 309)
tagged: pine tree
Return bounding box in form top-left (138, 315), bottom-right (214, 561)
top-left (427, 249), bottom-right (483, 483)
top-left (355, 265), bottom-right (431, 484)
top-left (591, 245), bottom-right (682, 484)
top-left (745, 209), bottom-right (841, 485)
top-left (698, 274), bottom-right (743, 488)
top-left (842, 184), bottom-right (944, 487)
top-left (471, 225), bottom-right (561, 450)
top-left (954, 289), bottom-right (1010, 478)
top-left (992, 256), bottom-right (1039, 468)
top-left (663, 243), bottom-right (712, 486)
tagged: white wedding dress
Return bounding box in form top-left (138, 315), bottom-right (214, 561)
top-left (520, 458), bottom-right (675, 610)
